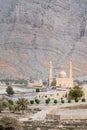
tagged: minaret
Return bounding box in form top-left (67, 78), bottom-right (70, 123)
top-left (15, 4), bottom-right (20, 23)
top-left (49, 61), bottom-right (53, 86)
top-left (69, 60), bottom-right (72, 78)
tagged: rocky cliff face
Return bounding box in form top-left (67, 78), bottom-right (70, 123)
top-left (0, 0), bottom-right (87, 80)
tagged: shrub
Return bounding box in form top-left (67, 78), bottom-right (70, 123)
top-left (68, 99), bottom-right (71, 103)
top-left (45, 99), bottom-right (50, 104)
top-left (61, 99), bottom-right (64, 104)
top-left (75, 99), bottom-right (78, 102)
top-left (6, 86), bottom-right (14, 96)
top-left (8, 99), bottom-right (14, 105)
top-left (30, 100), bottom-right (34, 104)
top-left (54, 99), bottom-right (57, 104)
top-left (35, 99), bottom-right (40, 104)
top-left (36, 88), bottom-right (40, 92)
top-left (48, 98), bottom-right (51, 102)
top-left (82, 98), bottom-right (86, 102)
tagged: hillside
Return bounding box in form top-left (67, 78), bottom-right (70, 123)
top-left (0, 0), bottom-right (87, 80)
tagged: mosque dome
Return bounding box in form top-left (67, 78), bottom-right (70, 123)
top-left (59, 71), bottom-right (67, 78)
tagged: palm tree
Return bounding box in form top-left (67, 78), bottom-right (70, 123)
top-left (0, 116), bottom-right (22, 130)
top-left (16, 98), bottom-right (29, 114)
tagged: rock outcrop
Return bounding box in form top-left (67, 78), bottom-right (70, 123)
top-left (0, 0), bottom-right (87, 80)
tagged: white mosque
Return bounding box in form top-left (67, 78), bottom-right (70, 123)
top-left (49, 61), bottom-right (73, 88)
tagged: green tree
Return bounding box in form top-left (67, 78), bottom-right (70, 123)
top-left (35, 99), bottom-right (40, 104)
top-left (68, 99), bottom-right (71, 103)
top-left (36, 88), bottom-right (40, 92)
top-left (6, 86), bottom-right (14, 96)
top-left (45, 98), bottom-right (50, 104)
top-left (54, 99), bottom-right (57, 104)
top-left (7, 99), bottom-right (20, 113)
top-left (16, 98), bottom-right (29, 114)
top-left (7, 99), bottom-right (17, 113)
top-left (61, 98), bottom-right (64, 103)
top-left (82, 98), bottom-right (86, 102)
top-left (30, 100), bottom-right (34, 104)
top-left (48, 98), bottom-right (51, 102)
top-left (8, 99), bottom-right (14, 105)
top-left (69, 86), bottom-right (84, 101)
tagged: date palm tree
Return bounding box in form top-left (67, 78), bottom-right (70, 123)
top-left (16, 98), bottom-right (29, 114)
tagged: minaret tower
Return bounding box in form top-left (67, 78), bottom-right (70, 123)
top-left (15, 4), bottom-right (20, 23)
top-left (49, 61), bottom-right (53, 86)
top-left (69, 60), bottom-right (72, 78)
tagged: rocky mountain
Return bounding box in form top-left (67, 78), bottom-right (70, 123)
top-left (0, 0), bottom-right (87, 80)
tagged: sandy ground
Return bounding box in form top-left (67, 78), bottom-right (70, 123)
top-left (15, 103), bottom-right (87, 121)
top-left (0, 86), bottom-right (34, 94)
top-left (29, 105), bottom-right (56, 121)
top-left (19, 105), bottom-right (56, 121)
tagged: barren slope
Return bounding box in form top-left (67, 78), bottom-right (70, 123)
top-left (0, 0), bottom-right (87, 80)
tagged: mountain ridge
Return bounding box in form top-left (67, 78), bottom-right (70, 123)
top-left (0, 0), bottom-right (87, 80)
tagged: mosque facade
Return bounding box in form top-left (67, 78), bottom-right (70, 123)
top-left (49, 61), bottom-right (73, 88)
